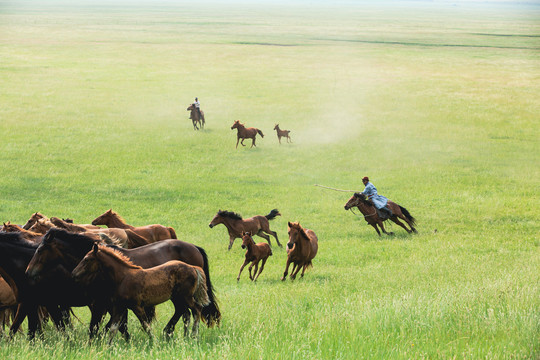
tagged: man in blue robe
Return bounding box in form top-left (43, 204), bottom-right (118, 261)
top-left (361, 176), bottom-right (393, 217)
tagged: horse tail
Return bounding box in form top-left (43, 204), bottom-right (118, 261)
top-left (399, 206), bottom-right (416, 226)
top-left (196, 245), bottom-right (221, 327)
top-left (257, 129), bottom-right (264, 138)
top-left (167, 227), bottom-right (178, 239)
top-left (125, 229), bottom-right (149, 248)
top-left (265, 209), bottom-right (281, 220)
top-left (193, 266), bottom-right (210, 309)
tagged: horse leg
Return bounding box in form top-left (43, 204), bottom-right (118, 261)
top-left (163, 299), bottom-right (185, 338)
top-left (281, 259), bottom-right (292, 281)
top-left (236, 137), bottom-right (240, 149)
top-left (237, 259), bottom-right (249, 281)
top-left (390, 217), bottom-right (412, 234)
top-left (278, 136), bottom-right (282, 144)
top-left (291, 263), bottom-right (303, 280)
top-left (251, 136), bottom-right (256, 147)
top-left (89, 304), bottom-right (107, 340)
top-left (240, 138), bottom-right (246, 146)
top-left (132, 306), bottom-right (153, 340)
top-left (379, 221), bottom-right (394, 236)
top-left (268, 230), bottom-right (281, 247)
top-left (301, 262), bottom-right (311, 277)
top-left (254, 258), bottom-right (267, 282)
top-left (256, 230), bottom-right (271, 246)
top-left (250, 261), bottom-right (259, 281)
top-left (397, 212), bottom-right (417, 233)
top-left (228, 236), bottom-right (236, 251)
top-left (107, 307), bottom-right (127, 345)
top-left (369, 222), bottom-right (382, 236)
top-left (190, 305), bottom-right (202, 338)
top-left (10, 303), bottom-right (28, 338)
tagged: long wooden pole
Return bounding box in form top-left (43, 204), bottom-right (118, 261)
top-left (314, 184), bottom-right (356, 192)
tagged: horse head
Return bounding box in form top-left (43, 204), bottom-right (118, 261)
top-left (241, 232), bottom-right (253, 249)
top-left (92, 209), bottom-right (113, 226)
top-left (25, 230), bottom-right (62, 281)
top-left (287, 221), bottom-right (305, 251)
top-left (231, 120), bottom-right (241, 130)
top-left (273, 124), bottom-right (279, 130)
top-left (344, 192), bottom-right (367, 210)
top-left (72, 243), bottom-right (102, 285)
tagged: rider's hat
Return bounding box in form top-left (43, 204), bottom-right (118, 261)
top-left (362, 176), bottom-right (369, 181)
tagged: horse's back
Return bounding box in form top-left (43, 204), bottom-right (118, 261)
top-left (124, 239), bottom-right (204, 269)
top-left (306, 229), bottom-right (319, 260)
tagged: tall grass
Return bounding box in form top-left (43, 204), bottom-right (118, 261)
top-left (0, 1), bottom-right (538, 359)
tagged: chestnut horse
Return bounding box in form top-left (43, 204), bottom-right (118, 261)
top-left (28, 218), bottom-right (55, 234)
top-left (231, 120), bottom-right (264, 148)
top-left (187, 103), bottom-right (205, 130)
top-left (273, 124), bottom-right (292, 144)
top-left (281, 222), bottom-right (318, 281)
top-left (72, 244), bottom-right (210, 342)
top-left (209, 209), bottom-right (282, 250)
top-left (344, 193), bottom-right (417, 236)
top-left (91, 209), bottom-right (177, 243)
top-left (0, 275), bottom-right (17, 334)
top-left (49, 217), bottom-right (101, 231)
top-left (22, 212), bottom-right (48, 230)
top-left (237, 232), bottom-right (272, 282)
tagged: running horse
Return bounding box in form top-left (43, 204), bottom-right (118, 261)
top-left (187, 103), bottom-right (205, 130)
top-left (281, 222), bottom-right (318, 281)
top-left (231, 120), bottom-right (264, 148)
top-left (209, 209), bottom-right (282, 250)
top-left (72, 244), bottom-right (210, 343)
top-left (344, 192), bottom-right (417, 236)
top-left (91, 209), bottom-right (177, 243)
top-left (236, 232), bottom-right (272, 282)
top-left (273, 124), bottom-right (292, 144)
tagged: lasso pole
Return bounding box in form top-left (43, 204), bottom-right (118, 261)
top-left (314, 184), bottom-right (356, 192)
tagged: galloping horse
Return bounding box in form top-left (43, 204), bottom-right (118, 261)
top-left (236, 232), bottom-right (272, 282)
top-left (344, 192), bottom-right (417, 236)
top-left (187, 103), bottom-right (205, 130)
top-left (72, 244), bottom-right (210, 342)
top-left (49, 217), bottom-right (101, 231)
top-left (231, 120), bottom-right (264, 148)
top-left (273, 124), bottom-right (292, 144)
top-left (28, 218), bottom-right (55, 234)
top-left (281, 222), bottom-right (318, 281)
top-left (1, 222), bottom-right (43, 243)
top-left (209, 209), bottom-right (282, 250)
top-left (91, 209), bottom-right (177, 243)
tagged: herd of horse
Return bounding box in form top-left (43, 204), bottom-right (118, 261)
top-left (0, 193), bottom-right (415, 342)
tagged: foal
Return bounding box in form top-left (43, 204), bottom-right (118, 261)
top-left (237, 232), bottom-right (272, 282)
top-left (281, 222), bottom-right (318, 281)
top-left (273, 124), bottom-right (292, 144)
top-left (231, 120), bottom-right (264, 148)
top-left (72, 244), bottom-right (210, 342)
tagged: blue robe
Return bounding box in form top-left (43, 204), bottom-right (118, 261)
top-left (361, 182), bottom-right (388, 209)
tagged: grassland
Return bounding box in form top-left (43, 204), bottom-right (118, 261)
top-left (0, 1), bottom-right (538, 359)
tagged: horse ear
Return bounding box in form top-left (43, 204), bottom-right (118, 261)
top-left (288, 221), bottom-right (292, 227)
top-left (92, 242), bottom-right (99, 254)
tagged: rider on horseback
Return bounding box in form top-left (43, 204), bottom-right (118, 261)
top-left (194, 97), bottom-right (202, 119)
top-left (361, 176), bottom-right (393, 218)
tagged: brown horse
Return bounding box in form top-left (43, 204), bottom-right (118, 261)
top-left (91, 209), bottom-right (177, 243)
top-left (273, 124), bottom-right (292, 144)
top-left (237, 232), bottom-right (272, 282)
top-left (0, 275), bottom-right (17, 335)
top-left (209, 209), bottom-right (282, 250)
top-left (22, 212), bottom-right (48, 230)
top-left (50, 217), bottom-right (101, 231)
top-left (187, 103), bottom-right (205, 130)
top-left (281, 222), bottom-right (318, 281)
top-left (344, 193), bottom-right (417, 236)
top-left (28, 218), bottom-right (55, 234)
top-left (231, 120), bottom-right (264, 148)
top-left (1, 222), bottom-right (43, 243)
top-left (72, 244), bottom-right (210, 342)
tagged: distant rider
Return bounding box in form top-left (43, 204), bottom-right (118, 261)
top-left (194, 97), bottom-right (202, 119)
top-left (360, 176), bottom-right (393, 218)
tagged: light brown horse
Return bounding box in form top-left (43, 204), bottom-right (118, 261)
top-left (1, 222), bottom-right (43, 243)
top-left (22, 212), bottom-right (49, 230)
top-left (91, 209), bottom-right (177, 243)
top-left (237, 232), bottom-right (272, 282)
top-left (209, 209), bottom-right (282, 250)
top-left (344, 193), bottom-right (417, 236)
top-left (273, 124), bottom-right (292, 144)
top-left (72, 244), bottom-right (210, 342)
top-left (231, 120), bottom-right (264, 148)
top-left (0, 275), bottom-right (17, 335)
top-left (187, 103), bottom-right (205, 130)
top-left (281, 222), bottom-right (318, 281)
top-left (50, 217), bottom-right (102, 232)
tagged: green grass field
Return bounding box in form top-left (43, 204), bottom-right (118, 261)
top-left (0, 1), bottom-right (538, 359)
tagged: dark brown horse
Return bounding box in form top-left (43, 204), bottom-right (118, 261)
top-left (209, 209), bottom-right (282, 250)
top-left (25, 228), bottom-right (220, 335)
top-left (231, 120), bottom-right (264, 148)
top-left (91, 209), bottom-right (177, 243)
top-left (187, 103), bottom-right (205, 130)
top-left (344, 193), bottom-right (417, 236)
top-left (237, 232), bottom-right (272, 282)
top-left (72, 244), bottom-right (210, 342)
top-left (281, 222), bottom-right (318, 281)
top-left (273, 124), bottom-right (292, 144)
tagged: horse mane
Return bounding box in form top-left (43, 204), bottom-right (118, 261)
top-left (289, 222), bottom-right (310, 242)
top-left (0, 231), bottom-right (38, 249)
top-left (106, 210), bottom-right (128, 226)
top-left (97, 245), bottom-right (142, 269)
top-left (218, 210), bottom-right (243, 220)
top-left (354, 193), bottom-right (373, 207)
top-left (50, 217), bottom-right (86, 232)
top-left (44, 228), bottom-right (96, 247)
